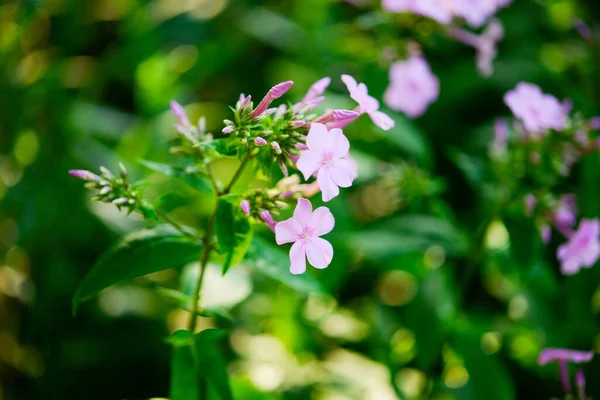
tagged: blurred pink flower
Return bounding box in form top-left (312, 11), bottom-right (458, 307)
top-left (383, 55), bottom-right (439, 118)
top-left (382, 0), bottom-right (453, 24)
top-left (557, 219), bottom-right (600, 275)
top-left (341, 75), bottom-right (395, 130)
top-left (538, 348), bottom-right (593, 394)
top-left (504, 82), bottom-right (567, 134)
top-left (275, 198), bottom-right (335, 274)
top-left (452, 0), bottom-right (498, 28)
top-left (296, 123), bottom-right (357, 202)
top-left (553, 194), bottom-right (577, 237)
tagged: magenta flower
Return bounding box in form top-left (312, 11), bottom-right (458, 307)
top-left (553, 194), bottom-right (577, 237)
top-left (240, 200), bottom-right (251, 216)
top-left (538, 348), bottom-right (594, 395)
top-left (557, 219), bottom-right (600, 275)
top-left (296, 123), bottom-right (357, 202)
top-left (275, 198), bottom-right (335, 274)
top-left (251, 81), bottom-right (294, 118)
top-left (504, 83), bottom-right (567, 134)
top-left (383, 55), bottom-right (439, 118)
top-left (341, 75), bottom-right (395, 130)
top-left (382, 0), bottom-right (453, 25)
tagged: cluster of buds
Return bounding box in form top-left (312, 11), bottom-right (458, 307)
top-left (69, 164), bottom-right (155, 219)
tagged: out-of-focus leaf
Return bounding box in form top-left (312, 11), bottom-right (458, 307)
top-left (351, 215), bottom-right (469, 258)
top-left (504, 215), bottom-right (541, 268)
top-left (383, 112), bottom-right (431, 166)
top-left (73, 226), bottom-right (202, 313)
top-left (215, 196), bottom-right (253, 274)
top-left (245, 236), bottom-right (325, 294)
top-left (154, 193), bottom-right (189, 213)
top-left (453, 323), bottom-right (516, 400)
top-left (139, 160), bottom-right (212, 192)
top-left (168, 329), bottom-right (232, 400)
top-left (200, 139), bottom-right (238, 157)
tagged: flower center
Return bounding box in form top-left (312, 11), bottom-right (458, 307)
top-left (321, 152), bottom-right (333, 166)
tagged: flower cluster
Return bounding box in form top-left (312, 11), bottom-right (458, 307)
top-left (382, 0), bottom-right (511, 28)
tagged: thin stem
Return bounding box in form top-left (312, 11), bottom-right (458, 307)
top-left (559, 360), bottom-right (572, 395)
top-left (205, 162), bottom-right (220, 194)
top-left (156, 210), bottom-right (196, 239)
top-left (223, 153), bottom-right (250, 194)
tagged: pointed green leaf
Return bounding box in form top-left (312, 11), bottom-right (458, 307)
top-left (194, 329), bottom-right (233, 400)
top-left (245, 236), bottom-right (325, 293)
top-left (154, 193), bottom-right (189, 213)
top-left (170, 330), bottom-right (200, 400)
top-left (215, 196), bottom-right (253, 274)
top-left (140, 160), bottom-right (212, 192)
top-left (73, 226), bottom-right (202, 313)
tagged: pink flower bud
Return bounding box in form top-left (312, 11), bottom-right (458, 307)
top-left (590, 117), bottom-right (600, 130)
top-left (254, 137), bottom-right (267, 146)
top-left (260, 210), bottom-right (277, 231)
top-left (69, 169), bottom-right (102, 183)
top-left (269, 81), bottom-right (294, 99)
top-left (493, 118), bottom-right (508, 151)
top-left (332, 109), bottom-right (360, 121)
top-left (302, 77), bottom-right (331, 102)
top-left (240, 200), bottom-right (251, 215)
top-left (271, 142), bottom-right (281, 152)
top-left (541, 224), bottom-right (551, 244)
top-left (112, 197), bottom-right (129, 205)
top-left (292, 120), bottom-right (306, 128)
top-left (170, 101), bottom-right (190, 127)
top-left (222, 126), bottom-right (234, 134)
top-left (576, 369), bottom-right (586, 393)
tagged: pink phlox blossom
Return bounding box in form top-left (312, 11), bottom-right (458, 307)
top-left (504, 82), bottom-right (567, 134)
top-left (275, 198), bottom-right (335, 274)
top-left (296, 123), bottom-right (357, 202)
top-left (557, 219), bottom-right (600, 275)
top-left (553, 194), bottom-right (577, 237)
top-left (383, 55), bottom-right (439, 118)
top-left (341, 74), bottom-right (395, 130)
top-left (382, 0), bottom-right (453, 25)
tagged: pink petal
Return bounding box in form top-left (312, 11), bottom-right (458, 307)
top-left (368, 111), bottom-right (395, 130)
top-left (293, 198), bottom-right (313, 222)
top-left (329, 158), bottom-right (356, 188)
top-left (275, 219), bottom-right (302, 244)
top-left (341, 74), bottom-right (358, 92)
top-left (306, 123), bottom-right (329, 152)
top-left (311, 207), bottom-right (335, 236)
top-left (296, 149), bottom-right (323, 181)
top-left (317, 168), bottom-right (340, 202)
top-left (289, 240), bottom-right (307, 274)
top-left (305, 237), bottom-right (334, 269)
top-left (328, 128), bottom-right (350, 158)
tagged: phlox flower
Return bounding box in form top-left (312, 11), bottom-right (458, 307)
top-left (275, 198), bottom-right (335, 274)
top-left (556, 219), bottom-right (600, 275)
top-left (504, 82), bottom-right (567, 134)
top-left (383, 55), bottom-right (439, 118)
top-left (452, 0), bottom-right (499, 28)
top-left (382, 0), bottom-right (453, 25)
top-left (341, 75), bottom-right (395, 130)
top-left (538, 348), bottom-right (594, 395)
top-left (553, 194), bottom-right (577, 237)
top-left (296, 123), bottom-right (357, 202)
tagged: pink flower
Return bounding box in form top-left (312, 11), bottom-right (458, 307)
top-left (302, 77), bottom-right (331, 103)
top-left (240, 200), bottom-right (251, 215)
top-left (557, 219), bottom-right (600, 275)
top-left (341, 75), bottom-right (395, 130)
top-left (383, 55), bottom-right (439, 118)
top-left (382, 0), bottom-right (453, 25)
top-left (452, 0), bottom-right (499, 28)
top-left (275, 198), bottom-right (335, 274)
top-left (553, 194), bottom-right (577, 237)
top-left (538, 348), bottom-right (594, 395)
top-left (296, 123), bottom-right (357, 202)
top-left (504, 82), bottom-right (567, 134)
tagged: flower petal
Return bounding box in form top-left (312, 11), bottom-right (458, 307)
top-left (317, 168), bottom-right (339, 202)
top-left (293, 198), bottom-right (313, 222)
top-left (341, 74), bottom-right (358, 92)
top-left (275, 218), bottom-right (302, 244)
top-left (306, 123), bottom-right (329, 152)
top-left (305, 237), bottom-right (334, 269)
top-left (329, 158), bottom-right (356, 188)
top-left (369, 111), bottom-right (395, 130)
top-left (538, 348), bottom-right (594, 366)
top-left (311, 207), bottom-right (335, 236)
top-left (296, 149), bottom-right (322, 181)
top-left (329, 129), bottom-right (350, 158)
top-left (289, 240), bottom-right (307, 275)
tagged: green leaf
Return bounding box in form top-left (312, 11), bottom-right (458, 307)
top-left (72, 226), bottom-right (202, 313)
top-left (504, 215), bottom-right (541, 268)
top-left (200, 138), bottom-right (238, 157)
top-left (139, 160), bottom-right (212, 192)
top-left (245, 236), bottom-right (325, 293)
top-left (215, 196), bottom-right (253, 274)
top-left (169, 329), bottom-right (233, 400)
top-left (154, 193), bottom-right (189, 213)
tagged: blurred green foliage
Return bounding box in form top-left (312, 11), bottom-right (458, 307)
top-left (3, 0), bottom-right (600, 399)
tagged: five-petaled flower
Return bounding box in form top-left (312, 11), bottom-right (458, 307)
top-left (504, 82), bottom-right (567, 135)
top-left (275, 198), bottom-right (335, 274)
top-left (556, 219), bottom-right (600, 275)
top-left (296, 123), bottom-right (357, 202)
top-left (341, 74), bottom-right (395, 131)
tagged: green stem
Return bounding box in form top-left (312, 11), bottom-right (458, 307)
top-left (156, 210), bottom-right (196, 239)
top-left (187, 153), bottom-right (251, 332)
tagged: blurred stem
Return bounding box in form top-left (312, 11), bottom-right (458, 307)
top-left (205, 162), bottom-right (220, 194)
top-left (156, 210), bottom-right (196, 239)
top-left (187, 153), bottom-right (251, 332)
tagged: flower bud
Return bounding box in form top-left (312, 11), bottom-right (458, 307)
top-left (99, 186), bottom-right (112, 195)
top-left (590, 117), bottom-right (600, 130)
top-left (271, 142), bottom-right (282, 154)
top-left (112, 197), bottom-right (129, 205)
top-left (260, 210), bottom-right (276, 231)
top-left (576, 369), bottom-right (586, 394)
top-left (170, 101), bottom-right (190, 127)
top-left (332, 109), bottom-right (360, 121)
top-left (198, 116), bottom-right (206, 135)
top-left (69, 170), bottom-right (103, 183)
top-left (240, 200), bottom-right (251, 215)
top-left (222, 126), bottom-right (234, 134)
top-left (119, 162), bottom-right (128, 180)
top-left (254, 137), bottom-right (267, 146)
top-left (99, 166), bottom-right (114, 179)
top-left (251, 81), bottom-right (294, 118)
top-left (292, 120), bottom-right (306, 128)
